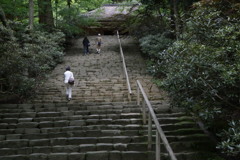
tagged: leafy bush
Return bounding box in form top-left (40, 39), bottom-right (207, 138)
top-left (0, 22), bottom-right (65, 100)
top-left (139, 2), bottom-right (240, 158)
top-left (217, 120), bottom-right (240, 159)
top-left (139, 33), bottom-right (173, 77)
top-left (139, 33), bottom-right (173, 57)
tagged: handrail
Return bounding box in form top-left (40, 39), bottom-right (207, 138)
top-left (116, 31), bottom-right (132, 100)
top-left (137, 80), bottom-right (177, 160)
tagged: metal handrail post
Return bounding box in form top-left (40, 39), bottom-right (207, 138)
top-left (136, 80), bottom-right (177, 160)
top-left (142, 101), bottom-right (146, 124)
top-left (137, 86), bottom-right (140, 106)
top-left (156, 131), bottom-right (161, 160)
top-left (148, 111), bottom-right (152, 150)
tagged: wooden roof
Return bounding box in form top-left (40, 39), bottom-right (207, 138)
top-left (83, 4), bottom-right (139, 21)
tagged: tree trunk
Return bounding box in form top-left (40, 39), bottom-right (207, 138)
top-left (0, 6), bottom-right (9, 28)
top-left (170, 0), bottom-right (180, 40)
top-left (67, 0), bottom-right (71, 8)
top-left (0, 6), bottom-right (13, 37)
top-left (55, 0), bottom-right (58, 27)
top-left (173, 0), bottom-right (180, 40)
top-left (38, 0), bottom-right (54, 29)
top-left (170, 0), bottom-right (176, 38)
top-left (29, 0), bottom-right (34, 30)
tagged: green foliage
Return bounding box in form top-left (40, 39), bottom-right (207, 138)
top-left (139, 33), bottom-right (173, 57)
top-left (139, 33), bottom-right (173, 77)
top-left (217, 120), bottom-right (240, 158)
top-left (142, 2), bottom-right (240, 111)
top-left (139, 2), bottom-right (240, 157)
top-left (0, 0), bottom-right (28, 20)
top-left (0, 22), bottom-right (65, 99)
top-left (57, 6), bottom-right (97, 37)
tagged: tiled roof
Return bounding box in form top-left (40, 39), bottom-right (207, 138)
top-left (83, 4), bottom-right (139, 20)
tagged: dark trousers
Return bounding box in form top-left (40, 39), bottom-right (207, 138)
top-left (83, 45), bottom-right (89, 55)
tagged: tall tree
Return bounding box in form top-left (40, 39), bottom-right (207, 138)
top-left (170, 0), bottom-right (180, 39)
top-left (67, 0), bottom-right (71, 8)
top-left (38, 0), bottom-right (54, 29)
top-left (29, 0), bottom-right (34, 30)
top-left (0, 6), bottom-right (8, 27)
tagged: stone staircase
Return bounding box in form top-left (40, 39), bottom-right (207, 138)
top-left (0, 102), bottom-right (217, 160)
top-left (27, 35), bottom-right (162, 104)
top-left (0, 35), bottom-right (221, 160)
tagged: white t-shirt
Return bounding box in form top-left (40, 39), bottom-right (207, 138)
top-left (64, 71), bottom-right (74, 84)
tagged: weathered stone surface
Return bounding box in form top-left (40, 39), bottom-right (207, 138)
top-left (127, 143), bottom-right (147, 151)
top-left (41, 128), bottom-right (61, 133)
top-left (96, 143), bottom-right (113, 151)
top-left (0, 139), bottom-right (29, 148)
top-left (112, 136), bottom-right (131, 143)
top-left (39, 121), bottom-right (54, 128)
top-left (17, 147), bottom-right (32, 155)
top-left (0, 148), bottom-right (16, 156)
top-left (109, 151), bottom-right (121, 160)
top-left (61, 111), bottom-right (74, 116)
top-left (17, 122), bottom-right (38, 128)
top-left (0, 118), bottom-right (18, 123)
top-left (122, 151), bottom-right (147, 160)
top-left (29, 139), bottom-right (49, 147)
top-left (69, 120), bottom-right (86, 126)
top-left (68, 137), bottom-right (97, 145)
top-left (54, 120), bottom-right (69, 127)
top-left (18, 118), bottom-right (33, 122)
top-left (113, 143), bottom-right (127, 151)
top-left (68, 152), bottom-right (85, 160)
top-left (50, 138), bottom-right (67, 145)
top-left (6, 134), bottom-right (21, 140)
top-left (0, 135), bottom-right (5, 140)
top-left (0, 123), bottom-right (8, 129)
top-left (25, 128), bottom-right (41, 134)
top-left (32, 146), bottom-right (52, 154)
top-left (48, 153), bottom-right (68, 160)
top-left (29, 153), bottom-right (48, 160)
top-left (86, 151), bottom-right (109, 160)
top-left (80, 144), bottom-right (96, 152)
top-left (0, 155), bottom-right (28, 160)
top-left (52, 145), bottom-right (79, 153)
top-left (37, 112), bottom-right (60, 117)
top-left (20, 112), bottom-right (36, 118)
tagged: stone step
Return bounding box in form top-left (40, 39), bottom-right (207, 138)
top-left (0, 136), bottom-right (149, 148)
top-left (0, 150), bottom-right (217, 160)
top-left (0, 117), bottom-right (190, 130)
top-left (0, 140), bottom-right (214, 157)
top-left (0, 143), bottom-right (154, 156)
top-left (0, 123), bottom-right (198, 138)
top-left (1, 130), bottom-right (145, 140)
top-left (0, 115), bottom-right (143, 124)
top-left (0, 151), bottom-right (155, 160)
top-left (0, 108), bottom-right (180, 117)
top-left (0, 103), bottom-right (174, 113)
top-left (0, 119), bottom-right (143, 130)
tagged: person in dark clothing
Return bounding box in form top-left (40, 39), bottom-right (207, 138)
top-left (82, 37), bottom-right (90, 55)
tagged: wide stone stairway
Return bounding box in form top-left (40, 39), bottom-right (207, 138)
top-left (26, 35), bottom-right (162, 103)
top-left (0, 35), bottom-right (219, 160)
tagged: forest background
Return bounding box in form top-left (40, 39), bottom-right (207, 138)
top-left (0, 0), bottom-right (240, 159)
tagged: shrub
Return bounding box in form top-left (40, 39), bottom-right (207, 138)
top-left (217, 120), bottom-right (240, 159)
top-left (139, 2), bottom-right (240, 157)
top-left (0, 22), bottom-right (65, 100)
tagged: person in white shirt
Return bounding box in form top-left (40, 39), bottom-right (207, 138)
top-left (64, 66), bottom-right (74, 101)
